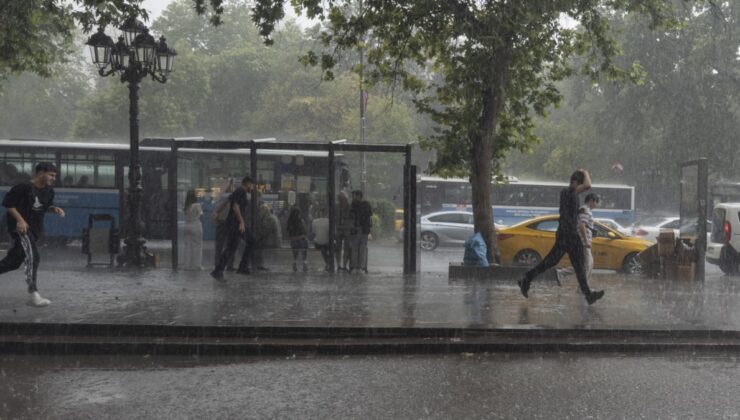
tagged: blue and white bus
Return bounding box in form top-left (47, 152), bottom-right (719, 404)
top-left (0, 139), bottom-right (345, 243)
top-left (419, 176), bottom-right (635, 226)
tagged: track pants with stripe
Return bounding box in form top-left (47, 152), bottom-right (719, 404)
top-left (0, 232), bottom-right (39, 293)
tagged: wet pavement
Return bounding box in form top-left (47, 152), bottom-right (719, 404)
top-left (2, 352), bottom-right (740, 419)
top-left (3, 243), bottom-right (740, 418)
top-left (0, 240), bottom-right (738, 332)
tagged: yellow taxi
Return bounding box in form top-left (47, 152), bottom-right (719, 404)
top-left (497, 215), bottom-right (652, 274)
top-left (394, 209), bottom-right (404, 231)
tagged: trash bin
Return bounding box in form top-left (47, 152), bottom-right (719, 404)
top-left (82, 214), bottom-right (120, 268)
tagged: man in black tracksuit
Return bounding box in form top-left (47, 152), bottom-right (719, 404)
top-left (517, 169), bottom-right (605, 305)
top-left (0, 162), bottom-right (65, 307)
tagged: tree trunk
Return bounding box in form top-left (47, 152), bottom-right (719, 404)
top-left (470, 86), bottom-right (502, 265)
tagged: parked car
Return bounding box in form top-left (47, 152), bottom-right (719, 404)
top-left (706, 203), bottom-right (740, 274)
top-left (419, 211), bottom-right (505, 251)
top-left (595, 218), bottom-right (631, 236)
top-left (496, 215), bottom-right (652, 274)
top-left (631, 216), bottom-right (680, 243)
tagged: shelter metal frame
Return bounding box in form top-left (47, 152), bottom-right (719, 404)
top-left (145, 138), bottom-right (419, 274)
top-left (679, 158), bottom-right (708, 281)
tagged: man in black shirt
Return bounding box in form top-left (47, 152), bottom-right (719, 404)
top-left (517, 170), bottom-right (605, 305)
top-left (0, 162), bottom-right (65, 307)
top-left (211, 176), bottom-right (255, 280)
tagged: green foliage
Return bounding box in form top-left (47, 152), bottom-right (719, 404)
top-left (0, 61), bottom-right (90, 139)
top-left (0, 0), bottom-right (148, 85)
top-left (244, 0), bottom-right (680, 258)
top-left (506, 1), bottom-right (739, 213)
top-left (0, 1), bottom-right (74, 83)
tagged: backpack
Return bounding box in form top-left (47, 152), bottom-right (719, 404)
top-left (463, 232), bottom-right (489, 267)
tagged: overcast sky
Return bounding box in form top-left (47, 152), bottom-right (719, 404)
top-left (142, 0), bottom-right (172, 21)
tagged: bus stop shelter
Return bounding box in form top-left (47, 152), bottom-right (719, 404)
top-left (680, 158), bottom-right (708, 281)
top-left (143, 138), bottom-right (419, 274)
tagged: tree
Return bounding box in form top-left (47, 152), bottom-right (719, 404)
top-left (0, 60), bottom-right (90, 139)
top-left (507, 1), bottom-right (739, 214)
top-left (0, 0), bottom-right (148, 86)
top-left (230, 0), bottom-right (679, 262)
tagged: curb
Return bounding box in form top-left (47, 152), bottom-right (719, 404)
top-left (3, 322), bottom-right (740, 356)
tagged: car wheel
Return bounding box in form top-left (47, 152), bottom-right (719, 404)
top-left (621, 252), bottom-right (643, 275)
top-left (514, 249), bottom-right (541, 266)
top-left (420, 232), bottom-right (439, 251)
top-left (719, 246), bottom-right (739, 275)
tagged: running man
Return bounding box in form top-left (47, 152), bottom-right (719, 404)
top-left (517, 169), bottom-right (605, 305)
top-left (0, 162), bottom-right (65, 307)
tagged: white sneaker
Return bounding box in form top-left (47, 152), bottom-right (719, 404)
top-left (27, 291), bottom-right (50, 307)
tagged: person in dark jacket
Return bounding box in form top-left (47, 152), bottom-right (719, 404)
top-left (287, 206), bottom-right (309, 272)
top-left (349, 190), bottom-right (372, 273)
top-left (517, 169), bottom-right (605, 305)
top-left (211, 176), bottom-right (255, 280)
top-left (0, 162), bottom-right (65, 307)
top-left (211, 179), bottom-right (236, 270)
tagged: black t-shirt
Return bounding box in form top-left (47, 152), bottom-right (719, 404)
top-left (227, 187), bottom-right (249, 226)
top-left (558, 187), bottom-right (579, 235)
top-left (2, 182), bottom-right (54, 237)
top-left (351, 200), bottom-right (373, 234)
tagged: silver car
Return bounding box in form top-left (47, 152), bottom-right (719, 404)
top-left (420, 211), bottom-right (505, 251)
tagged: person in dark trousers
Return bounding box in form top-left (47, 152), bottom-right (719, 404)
top-left (287, 206), bottom-right (309, 272)
top-left (335, 191), bottom-right (352, 272)
top-left (286, 206), bottom-right (308, 272)
top-left (211, 176), bottom-right (255, 280)
top-left (517, 169), bottom-right (605, 305)
top-left (0, 162), bottom-right (65, 307)
top-left (349, 190), bottom-right (372, 273)
top-left (211, 179), bottom-right (236, 270)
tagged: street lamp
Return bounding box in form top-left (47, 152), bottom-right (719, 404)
top-left (86, 20), bottom-right (177, 267)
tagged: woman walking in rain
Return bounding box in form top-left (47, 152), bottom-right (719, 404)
top-left (517, 169), bottom-right (605, 305)
top-left (183, 189), bottom-right (203, 270)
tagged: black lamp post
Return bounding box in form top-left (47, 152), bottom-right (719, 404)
top-left (86, 19), bottom-right (177, 267)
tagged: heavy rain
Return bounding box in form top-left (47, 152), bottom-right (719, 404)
top-left (0, 0), bottom-right (739, 418)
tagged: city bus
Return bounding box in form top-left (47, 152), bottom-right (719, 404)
top-left (419, 176), bottom-right (635, 226)
top-left (0, 139), bottom-right (346, 243)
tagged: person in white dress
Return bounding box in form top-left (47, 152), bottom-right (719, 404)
top-left (183, 189), bottom-right (203, 270)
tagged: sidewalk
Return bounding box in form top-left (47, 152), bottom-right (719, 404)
top-left (1, 264), bottom-right (738, 331)
top-left (4, 239), bottom-right (740, 354)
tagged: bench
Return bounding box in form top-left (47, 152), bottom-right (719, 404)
top-left (448, 262), bottom-right (558, 281)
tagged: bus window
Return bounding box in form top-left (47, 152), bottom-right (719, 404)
top-left (442, 183), bottom-right (472, 206)
top-left (0, 151), bottom-right (55, 186)
top-left (421, 184), bottom-right (441, 212)
top-left (590, 187), bottom-right (631, 210)
top-left (60, 152), bottom-right (116, 188)
top-left (97, 161), bottom-right (116, 188)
